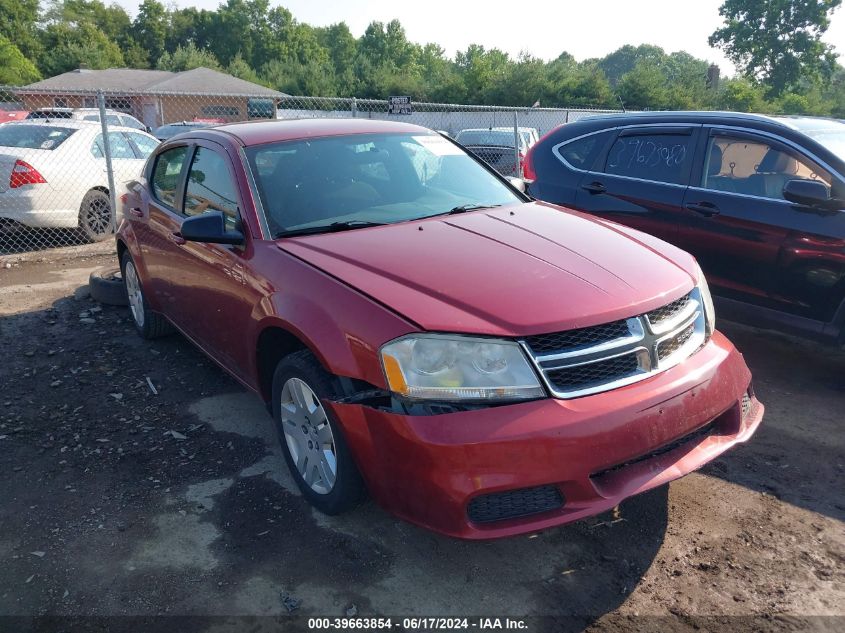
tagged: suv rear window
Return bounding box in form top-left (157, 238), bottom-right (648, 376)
top-left (604, 132), bottom-right (694, 185)
top-left (456, 130), bottom-right (516, 147)
top-left (0, 125), bottom-right (75, 150)
top-left (556, 131), bottom-right (611, 169)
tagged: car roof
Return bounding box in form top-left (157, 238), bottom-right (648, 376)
top-left (3, 119), bottom-right (147, 134)
top-left (204, 118), bottom-right (435, 146)
top-left (576, 110), bottom-right (842, 130)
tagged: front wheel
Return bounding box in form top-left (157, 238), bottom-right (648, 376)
top-left (272, 350), bottom-right (365, 514)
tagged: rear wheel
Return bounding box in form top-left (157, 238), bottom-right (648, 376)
top-left (272, 350), bottom-right (365, 514)
top-left (120, 251), bottom-right (173, 339)
top-left (78, 190), bottom-right (113, 243)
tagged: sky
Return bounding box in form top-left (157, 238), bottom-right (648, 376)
top-left (115, 0), bottom-right (845, 77)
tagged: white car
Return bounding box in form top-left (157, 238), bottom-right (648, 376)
top-left (26, 107), bottom-right (149, 132)
top-left (0, 120), bottom-right (159, 241)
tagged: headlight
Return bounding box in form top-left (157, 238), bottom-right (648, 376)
top-left (380, 334), bottom-right (546, 402)
top-left (694, 262), bottom-right (716, 337)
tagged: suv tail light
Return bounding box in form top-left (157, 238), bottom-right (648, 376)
top-left (10, 160), bottom-right (47, 188)
top-left (522, 147), bottom-right (536, 181)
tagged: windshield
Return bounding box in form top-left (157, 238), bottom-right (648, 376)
top-left (456, 130), bottom-right (516, 147)
top-left (245, 132), bottom-right (522, 237)
top-left (0, 125), bottom-right (75, 150)
top-left (785, 118), bottom-right (845, 159)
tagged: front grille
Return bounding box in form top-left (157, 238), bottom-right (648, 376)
top-left (521, 290), bottom-right (705, 399)
top-left (741, 392), bottom-right (752, 419)
top-left (546, 353), bottom-right (640, 392)
top-left (525, 320), bottom-right (630, 354)
top-left (657, 323), bottom-right (695, 360)
top-left (467, 485), bottom-right (564, 524)
top-left (647, 293), bottom-right (692, 327)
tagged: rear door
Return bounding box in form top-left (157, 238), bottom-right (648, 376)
top-left (573, 125), bottom-right (700, 245)
top-left (680, 127), bottom-right (845, 321)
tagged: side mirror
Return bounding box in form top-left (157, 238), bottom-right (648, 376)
top-left (180, 211), bottom-right (244, 245)
top-left (783, 179), bottom-right (832, 208)
top-left (507, 176), bottom-right (526, 193)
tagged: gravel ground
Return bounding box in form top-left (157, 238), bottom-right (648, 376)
top-left (0, 247), bottom-right (842, 633)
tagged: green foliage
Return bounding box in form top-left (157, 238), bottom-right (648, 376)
top-left (0, 34), bottom-right (40, 85)
top-left (710, 0), bottom-right (842, 96)
top-left (157, 42), bottom-right (220, 72)
top-left (38, 21), bottom-right (125, 76)
top-left (0, 0), bottom-right (842, 117)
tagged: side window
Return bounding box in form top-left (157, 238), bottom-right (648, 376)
top-left (604, 132), bottom-right (693, 184)
top-left (152, 146), bottom-right (188, 208)
top-left (127, 132), bottom-right (159, 158)
top-left (120, 116), bottom-right (145, 130)
top-left (702, 135), bottom-right (832, 200)
top-left (91, 133), bottom-right (137, 159)
top-left (556, 131), bottom-right (610, 170)
top-left (184, 147), bottom-right (240, 228)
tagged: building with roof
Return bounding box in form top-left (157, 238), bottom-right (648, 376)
top-left (17, 67), bottom-right (287, 128)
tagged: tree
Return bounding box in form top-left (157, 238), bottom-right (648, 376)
top-left (133, 0), bottom-right (168, 68)
top-left (0, 0), bottom-right (41, 59)
top-left (39, 21), bottom-right (125, 76)
top-left (157, 42), bottom-right (220, 71)
top-left (710, 0), bottom-right (843, 96)
top-left (0, 34), bottom-right (40, 85)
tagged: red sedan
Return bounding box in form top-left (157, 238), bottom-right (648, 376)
top-left (117, 119), bottom-right (763, 539)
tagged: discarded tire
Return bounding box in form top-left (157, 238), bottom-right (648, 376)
top-left (89, 266), bottom-right (128, 306)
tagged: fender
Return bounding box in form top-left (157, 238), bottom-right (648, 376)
top-left (245, 252), bottom-right (419, 392)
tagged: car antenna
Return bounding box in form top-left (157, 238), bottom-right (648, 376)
top-left (616, 94), bottom-right (626, 113)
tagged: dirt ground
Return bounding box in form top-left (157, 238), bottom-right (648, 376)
top-left (0, 244), bottom-right (843, 633)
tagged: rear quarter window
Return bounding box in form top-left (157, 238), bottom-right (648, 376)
top-left (603, 132), bottom-right (694, 185)
top-left (0, 125), bottom-right (75, 150)
top-left (554, 130), bottom-right (611, 170)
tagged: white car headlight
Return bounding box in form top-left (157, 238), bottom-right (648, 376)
top-left (380, 334), bottom-right (546, 402)
top-left (694, 262), bottom-right (716, 337)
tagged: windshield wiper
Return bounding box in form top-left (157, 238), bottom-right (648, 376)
top-left (444, 204), bottom-right (503, 215)
top-left (275, 220), bottom-right (388, 238)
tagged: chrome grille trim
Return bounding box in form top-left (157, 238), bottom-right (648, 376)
top-left (521, 290), bottom-right (706, 399)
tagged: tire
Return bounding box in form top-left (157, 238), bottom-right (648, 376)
top-left (88, 266), bottom-right (128, 306)
top-left (272, 349), bottom-right (365, 514)
top-left (78, 190), bottom-right (114, 243)
top-left (120, 251), bottom-right (174, 339)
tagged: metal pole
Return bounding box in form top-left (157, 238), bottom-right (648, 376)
top-left (513, 110), bottom-right (521, 179)
top-left (97, 91), bottom-right (118, 234)
top-left (351, 97), bottom-right (357, 118)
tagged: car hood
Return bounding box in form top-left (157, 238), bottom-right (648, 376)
top-left (277, 202), bottom-right (697, 337)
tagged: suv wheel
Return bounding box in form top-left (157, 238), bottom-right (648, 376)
top-left (120, 251), bottom-right (173, 339)
top-left (272, 350), bottom-right (365, 514)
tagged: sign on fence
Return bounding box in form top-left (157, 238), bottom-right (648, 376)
top-left (388, 96), bottom-right (413, 115)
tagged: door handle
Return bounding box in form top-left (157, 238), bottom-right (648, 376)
top-left (169, 232), bottom-right (186, 246)
top-left (128, 207), bottom-right (143, 218)
top-left (582, 181), bottom-right (607, 194)
top-left (685, 202), bottom-right (720, 217)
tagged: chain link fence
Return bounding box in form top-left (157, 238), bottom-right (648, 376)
top-left (0, 84), bottom-right (621, 254)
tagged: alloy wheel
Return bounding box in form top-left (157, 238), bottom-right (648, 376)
top-left (124, 260), bottom-right (145, 328)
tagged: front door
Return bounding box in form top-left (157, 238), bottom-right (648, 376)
top-left (679, 128), bottom-right (843, 321)
top-left (164, 140), bottom-right (261, 381)
top-left (573, 126), bottom-right (700, 246)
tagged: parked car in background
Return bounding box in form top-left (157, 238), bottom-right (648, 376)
top-left (0, 120), bottom-right (159, 241)
top-left (26, 107), bottom-right (149, 132)
top-left (455, 127), bottom-right (538, 176)
top-left (0, 110), bottom-right (29, 124)
top-left (153, 121), bottom-right (215, 141)
top-left (524, 112), bottom-right (845, 346)
top-left (117, 118), bottom-right (762, 539)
